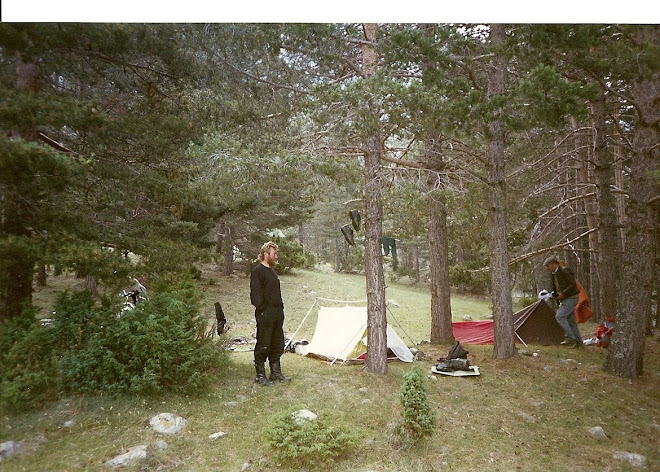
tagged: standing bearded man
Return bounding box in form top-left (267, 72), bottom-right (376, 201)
top-left (250, 241), bottom-right (291, 386)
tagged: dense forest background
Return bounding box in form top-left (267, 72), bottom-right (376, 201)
top-left (0, 24), bottom-right (657, 396)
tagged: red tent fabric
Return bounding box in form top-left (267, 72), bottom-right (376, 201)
top-left (451, 320), bottom-right (496, 345)
top-left (452, 300), bottom-right (565, 345)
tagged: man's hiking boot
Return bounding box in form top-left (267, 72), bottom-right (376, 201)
top-left (255, 375), bottom-right (274, 387)
top-left (254, 362), bottom-right (274, 386)
top-left (560, 338), bottom-right (574, 345)
top-left (268, 359), bottom-right (291, 382)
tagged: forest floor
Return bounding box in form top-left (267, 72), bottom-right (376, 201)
top-left (2, 265), bottom-right (659, 471)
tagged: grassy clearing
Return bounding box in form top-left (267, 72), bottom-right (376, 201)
top-left (2, 265), bottom-right (659, 472)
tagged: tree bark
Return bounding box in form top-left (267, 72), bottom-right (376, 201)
top-left (0, 54), bottom-right (39, 321)
top-left (590, 92), bottom-right (622, 320)
top-left (86, 275), bottom-right (99, 297)
top-left (426, 138), bottom-right (454, 344)
top-left (605, 32), bottom-right (659, 376)
top-left (218, 222), bottom-right (234, 276)
top-left (487, 24), bottom-right (515, 359)
top-left (572, 116), bottom-right (601, 320)
top-left (361, 23), bottom-right (388, 375)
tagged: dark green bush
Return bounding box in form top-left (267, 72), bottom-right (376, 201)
top-left (1, 278), bottom-right (226, 410)
top-left (0, 306), bottom-right (59, 410)
top-left (263, 407), bottom-right (359, 467)
top-left (57, 280), bottom-right (225, 395)
top-left (399, 366), bottom-right (436, 440)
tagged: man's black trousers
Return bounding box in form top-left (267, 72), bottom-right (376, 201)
top-left (254, 305), bottom-right (285, 365)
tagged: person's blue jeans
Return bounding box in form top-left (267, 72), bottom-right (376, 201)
top-left (555, 295), bottom-right (582, 342)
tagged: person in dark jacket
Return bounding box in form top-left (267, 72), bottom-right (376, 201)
top-left (544, 255), bottom-right (583, 347)
top-left (250, 241), bottom-right (290, 386)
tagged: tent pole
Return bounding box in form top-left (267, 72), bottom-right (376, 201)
top-left (329, 320), bottom-right (368, 366)
top-left (284, 298), bottom-right (318, 351)
top-left (386, 305), bottom-right (417, 347)
top-left (515, 332), bottom-right (528, 347)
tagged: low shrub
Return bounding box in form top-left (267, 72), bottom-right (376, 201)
top-left (399, 365), bottom-right (436, 440)
top-left (263, 407), bottom-right (359, 468)
top-left (1, 278), bottom-right (227, 410)
top-left (56, 280), bottom-right (225, 395)
top-left (0, 309), bottom-right (59, 410)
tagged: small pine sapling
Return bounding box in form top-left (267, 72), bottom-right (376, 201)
top-left (399, 365), bottom-right (436, 439)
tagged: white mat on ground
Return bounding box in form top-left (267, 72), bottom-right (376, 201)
top-left (431, 365), bottom-right (481, 376)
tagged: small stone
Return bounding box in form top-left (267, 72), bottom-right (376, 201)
top-left (529, 401), bottom-right (545, 408)
top-left (516, 411), bottom-right (536, 423)
top-left (63, 420), bottom-right (76, 428)
top-left (358, 387), bottom-right (369, 394)
top-left (104, 445), bottom-right (149, 468)
top-left (153, 440), bottom-right (168, 450)
top-left (613, 451), bottom-right (646, 467)
top-left (209, 432), bottom-right (227, 439)
top-left (223, 402), bottom-right (239, 407)
top-left (149, 413), bottom-right (187, 434)
top-left (291, 409), bottom-right (317, 425)
top-left (588, 426), bottom-right (608, 438)
top-left (240, 461), bottom-right (251, 471)
top-left (0, 441), bottom-right (22, 462)
top-left (361, 399), bottom-right (372, 404)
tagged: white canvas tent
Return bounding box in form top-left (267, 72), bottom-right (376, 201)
top-left (294, 305), bottom-right (414, 364)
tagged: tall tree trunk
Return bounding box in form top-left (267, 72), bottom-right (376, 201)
top-left (487, 24), bottom-right (515, 359)
top-left (361, 23), bottom-right (387, 375)
top-left (36, 264), bottom-right (47, 287)
top-left (413, 244), bottom-right (420, 283)
top-left (86, 275), bottom-right (99, 297)
top-left (572, 116), bottom-right (601, 319)
top-left (605, 39), bottom-right (659, 376)
top-left (456, 246), bottom-right (466, 295)
top-left (217, 222), bottom-right (234, 276)
top-left (0, 53), bottom-right (39, 321)
top-left (613, 129), bottom-right (627, 251)
top-left (298, 223), bottom-right (304, 246)
top-left (426, 137), bottom-right (454, 344)
top-left (591, 92), bottom-right (622, 320)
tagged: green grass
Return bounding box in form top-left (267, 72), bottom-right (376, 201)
top-left (2, 265), bottom-right (659, 472)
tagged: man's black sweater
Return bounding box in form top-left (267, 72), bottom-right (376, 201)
top-left (250, 263), bottom-right (283, 313)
